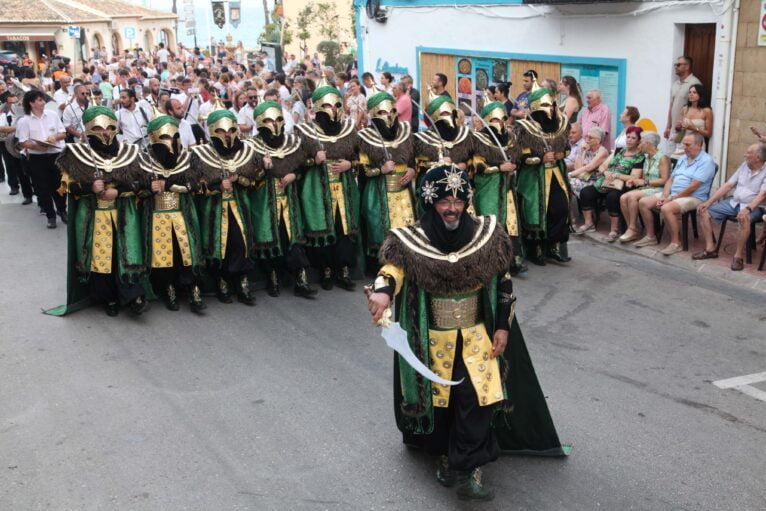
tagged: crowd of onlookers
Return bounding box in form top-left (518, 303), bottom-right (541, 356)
top-left (0, 45), bottom-right (764, 271)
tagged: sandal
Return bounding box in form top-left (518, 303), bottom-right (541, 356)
top-left (731, 258), bottom-right (744, 271)
top-left (692, 249), bottom-right (718, 260)
top-left (606, 231), bottom-right (619, 243)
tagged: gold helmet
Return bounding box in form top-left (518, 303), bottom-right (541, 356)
top-left (366, 91), bottom-right (397, 129)
top-left (207, 109), bottom-right (239, 149)
top-left (480, 99), bottom-right (508, 134)
top-left (311, 77), bottom-right (343, 122)
top-left (82, 106), bottom-right (119, 145)
top-left (528, 79), bottom-right (555, 120)
top-left (426, 87), bottom-right (457, 128)
top-left (147, 115), bottom-right (181, 155)
top-left (254, 100), bottom-right (285, 136)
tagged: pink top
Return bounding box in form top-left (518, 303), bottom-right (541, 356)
top-left (395, 93), bottom-right (412, 125)
top-left (580, 102), bottom-right (612, 150)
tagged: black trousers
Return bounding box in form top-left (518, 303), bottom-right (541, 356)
top-left (24, 153), bottom-right (66, 219)
top-left (214, 207), bottom-right (254, 279)
top-left (262, 217), bottom-right (310, 275)
top-left (580, 184), bottom-right (624, 216)
top-left (424, 331), bottom-right (499, 471)
top-left (0, 144), bottom-right (33, 197)
top-left (546, 177), bottom-right (570, 243)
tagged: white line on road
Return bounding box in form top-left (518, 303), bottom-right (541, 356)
top-left (713, 371), bottom-right (766, 403)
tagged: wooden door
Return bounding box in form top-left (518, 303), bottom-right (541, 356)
top-left (684, 24), bottom-right (716, 98)
top-left (419, 53), bottom-right (456, 110)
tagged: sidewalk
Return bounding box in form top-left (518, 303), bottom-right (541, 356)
top-left (579, 218), bottom-right (766, 294)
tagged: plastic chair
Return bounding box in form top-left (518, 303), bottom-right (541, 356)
top-left (715, 214), bottom-right (761, 264)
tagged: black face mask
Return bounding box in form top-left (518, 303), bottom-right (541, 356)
top-left (210, 136), bottom-right (243, 157)
top-left (150, 139), bottom-right (181, 169)
top-left (87, 135), bottom-right (120, 158)
top-left (420, 208), bottom-right (474, 253)
top-left (530, 109), bottom-right (559, 133)
top-left (257, 126), bottom-right (285, 148)
top-left (482, 125), bottom-right (509, 146)
top-left (315, 111), bottom-right (341, 136)
top-left (371, 118), bottom-right (399, 141)
top-left (435, 118), bottom-right (460, 141)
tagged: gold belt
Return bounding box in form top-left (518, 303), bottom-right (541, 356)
top-left (326, 160), bottom-right (341, 183)
top-left (429, 293), bottom-right (481, 330)
top-left (385, 173), bottom-right (406, 192)
top-left (96, 198), bottom-right (116, 209)
top-left (545, 162), bottom-right (558, 169)
top-left (154, 191), bottom-right (180, 210)
top-left (222, 190), bottom-right (234, 200)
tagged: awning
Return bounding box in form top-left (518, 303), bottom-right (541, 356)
top-left (0, 35), bottom-right (56, 42)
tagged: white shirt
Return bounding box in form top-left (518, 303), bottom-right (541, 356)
top-left (16, 110), bottom-right (65, 154)
top-left (157, 48), bottom-right (170, 64)
top-left (179, 119), bottom-right (197, 148)
top-left (278, 85), bottom-right (290, 102)
top-left (62, 102), bottom-right (87, 134)
top-left (117, 105), bottom-right (150, 144)
top-left (727, 161), bottom-right (766, 210)
top-left (53, 87), bottom-right (72, 111)
top-left (236, 103), bottom-right (255, 132)
top-left (171, 91), bottom-right (200, 125)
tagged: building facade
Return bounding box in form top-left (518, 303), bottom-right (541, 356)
top-left (283, 0), bottom-right (355, 58)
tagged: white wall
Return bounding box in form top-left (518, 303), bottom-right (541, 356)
top-left (359, 1), bottom-right (733, 164)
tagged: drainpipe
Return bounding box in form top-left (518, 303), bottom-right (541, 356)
top-left (717, 0), bottom-right (740, 186)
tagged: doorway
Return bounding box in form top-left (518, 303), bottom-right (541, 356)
top-left (684, 23), bottom-right (716, 98)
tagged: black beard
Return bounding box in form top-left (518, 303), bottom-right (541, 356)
top-left (211, 136), bottom-right (243, 156)
top-left (530, 110), bottom-right (560, 133)
top-left (257, 127), bottom-right (285, 148)
top-left (482, 125), bottom-right (509, 146)
top-left (150, 143), bottom-right (180, 169)
top-left (87, 135), bottom-right (119, 158)
top-left (435, 119), bottom-right (459, 141)
top-left (315, 112), bottom-right (341, 135)
top-left (371, 118), bottom-right (399, 140)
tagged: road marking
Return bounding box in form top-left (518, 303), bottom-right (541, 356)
top-left (713, 371), bottom-right (766, 403)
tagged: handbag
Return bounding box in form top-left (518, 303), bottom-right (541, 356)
top-left (602, 178), bottom-right (625, 191)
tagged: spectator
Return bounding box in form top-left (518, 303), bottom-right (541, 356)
top-left (693, 143), bottom-right (766, 270)
top-left (618, 131), bottom-right (670, 242)
top-left (579, 89), bottom-right (613, 150)
top-left (54, 75), bottom-right (73, 113)
top-left (577, 126), bottom-right (644, 241)
top-left (512, 69), bottom-right (536, 119)
top-left (558, 75), bottom-right (583, 122)
top-left (345, 78), bottom-right (367, 130)
top-left (564, 122), bottom-right (584, 171)
top-left (493, 82), bottom-right (515, 117)
top-left (393, 82), bottom-right (411, 124)
top-left (157, 42), bottom-right (170, 66)
top-left (636, 133), bottom-right (716, 255)
top-left (670, 83), bottom-right (713, 161)
top-left (401, 74), bottom-right (420, 132)
top-left (361, 72), bottom-right (376, 94)
top-left (230, 90), bottom-right (247, 115)
top-left (613, 106), bottom-right (640, 151)
top-left (166, 98), bottom-right (198, 147)
top-left (62, 84), bottom-right (89, 141)
top-left (380, 72), bottom-right (394, 93)
top-left (431, 73), bottom-right (450, 98)
top-left (116, 88), bottom-right (149, 144)
top-left (664, 55), bottom-right (701, 151)
top-left (568, 126), bottom-right (609, 198)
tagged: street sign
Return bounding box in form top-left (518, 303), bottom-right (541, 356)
top-left (124, 27), bottom-right (136, 40)
top-left (186, 19), bottom-right (196, 29)
top-left (67, 26), bottom-right (80, 39)
top-left (187, 29), bottom-right (196, 36)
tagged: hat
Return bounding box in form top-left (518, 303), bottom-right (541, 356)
top-left (147, 115), bottom-right (179, 134)
top-left (82, 106), bottom-right (117, 124)
top-left (426, 95), bottom-right (454, 116)
top-left (253, 100), bottom-right (282, 119)
top-left (366, 91), bottom-right (394, 111)
top-left (206, 109), bottom-right (237, 126)
top-left (419, 164), bottom-right (473, 210)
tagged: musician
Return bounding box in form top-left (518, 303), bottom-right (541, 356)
top-left (62, 84), bottom-right (89, 142)
top-left (116, 89), bottom-right (149, 145)
top-left (16, 90), bottom-right (67, 228)
top-left (0, 92), bottom-right (33, 202)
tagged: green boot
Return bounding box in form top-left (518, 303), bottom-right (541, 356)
top-left (435, 455), bottom-right (456, 488)
top-left (455, 467), bottom-right (494, 501)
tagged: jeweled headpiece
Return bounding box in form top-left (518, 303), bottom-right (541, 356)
top-left (419, 164), bottom-right (473, 210)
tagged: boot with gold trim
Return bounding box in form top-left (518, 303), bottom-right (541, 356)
top-left (237, 275), bottom-right (256, 306)
top-left (335, 266), bottom-right (355, 291)
top-left (165, 284), bottom-right (180, 311)
top-left (293, 268), bottom-right (317, 299)
top-left (455, 467), bottom-right (494, 501)
top-left (216, 277), bottom-right (233, 304)
top-left (267, 270), bottom-right (280, 297)
top-left (320, 267), bottom-right (334, 290)
top-left (189, 284), bottom-right (207, 314)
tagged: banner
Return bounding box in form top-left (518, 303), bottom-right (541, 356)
top-left (230, 1), bottom-right (241, 28)
top-left (212, 1), bottom-right (226, 29)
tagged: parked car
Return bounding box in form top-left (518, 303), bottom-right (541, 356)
top-left (0, 50), bottom-right (20, 74)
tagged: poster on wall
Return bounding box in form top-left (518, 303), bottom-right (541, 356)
top-left (759, 1), bottom-right (766, 46)
top-left (561, 64), bottom-right (620, 136)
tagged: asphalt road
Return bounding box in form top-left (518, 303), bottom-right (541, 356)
top-left (1, 189), bottom-right (765, 511)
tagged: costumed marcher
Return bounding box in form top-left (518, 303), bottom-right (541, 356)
top-left (51, 106), bottom-right (147, 316)
top-left (514, 83), bottom-right (572, 265)
top-left (366, 164), bottom-right (567, 501)
top-left (192, 109), bottom-right (263, 306)
top-left (469, 99), bottom-right (526, 274)
top-left (249, 100), bottom-right (321, 298)
top-left (139, 115), bottom-right (206, 313)
top-left (357, 91), bottom-right (416, 260)
top-left (414, 90), bottom-right (473, 182)
top-left (295, 80), bottom-right (360, 291)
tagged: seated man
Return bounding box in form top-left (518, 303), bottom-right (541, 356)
top-left (564, 123), bottom-right (583, 171)
top-left (692, 143), bottom-right (766, 270)
top-left (636, 133), bottom-right (716, 255)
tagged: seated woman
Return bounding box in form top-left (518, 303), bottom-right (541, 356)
top-left (568, 127), bottom-right (609, 198)
top-left (576, 126), bottom-right (645, 241)
top-left (618, 131), bottom-right (670, 243)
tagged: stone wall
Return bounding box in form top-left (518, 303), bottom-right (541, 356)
top-left (727, 0), bottom-right (766, 177)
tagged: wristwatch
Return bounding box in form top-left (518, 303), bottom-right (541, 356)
top-left (745, 206), bottom-right (752, 213)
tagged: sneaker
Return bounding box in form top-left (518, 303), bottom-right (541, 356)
top-left (634, 236), bottom-right (658, 247)
top-left (575, 224), bottom-right (595, 235)
top-left (660, 243), bottom-right (682, 256)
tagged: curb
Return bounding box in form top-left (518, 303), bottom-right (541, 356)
top-left (579, 230), bottom-right (766, 295)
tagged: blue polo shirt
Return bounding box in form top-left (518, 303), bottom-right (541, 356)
top-left (670, 151), bottom-right (716, 201)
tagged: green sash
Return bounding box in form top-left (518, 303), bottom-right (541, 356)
top-left (361, 176), bottom-right (390, 257)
